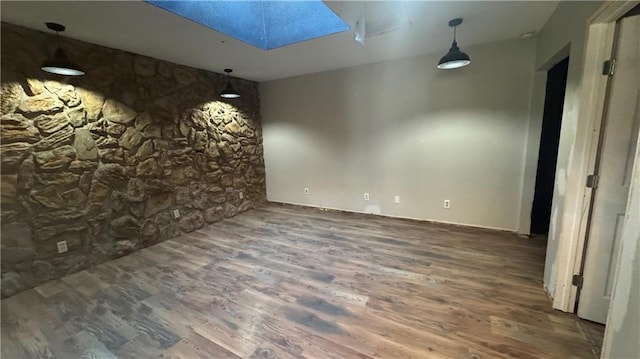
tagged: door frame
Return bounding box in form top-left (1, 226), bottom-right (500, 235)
top-left (552, 0), bottom-right (639, 313)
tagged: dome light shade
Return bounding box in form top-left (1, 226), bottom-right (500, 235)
top-left (220, 68), bottom-right (240, 99)
top-left (437, 42), bottom-right (471, 70)
top-left (220, 83), bottom-right (240, 99)
top-left (41, 48), bottom-right (85, 76)
top-left (41, 22), bottom-right (85, 76)
top-left (437, 18), bottom-right (471, 70)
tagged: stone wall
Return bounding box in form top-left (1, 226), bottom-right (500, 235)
top-left (0, 23), bottom-right (266, 297)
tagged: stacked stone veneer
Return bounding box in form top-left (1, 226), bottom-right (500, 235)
top-left (0, 23), bottom-right (266, 297)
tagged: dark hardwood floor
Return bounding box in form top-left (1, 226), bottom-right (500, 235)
top-left (1, 203), bottom-right (602, 358)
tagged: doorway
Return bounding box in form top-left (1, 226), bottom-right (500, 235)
top-left (530, 57), bottom-right (569, 235)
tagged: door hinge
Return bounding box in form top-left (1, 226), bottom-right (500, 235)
top-left (603, 58), bottom-right (616, 76)
top-left (572, 274), bottom-right (584, 289)
top-left (586, 174), bottom-right (599, 189)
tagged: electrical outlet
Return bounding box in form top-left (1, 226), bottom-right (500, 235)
top-left (172, 209), bottom-right (181, 219)
top-left (444, 200), bottom-right (451, 209)
top-left (239, 191), bottom-right (244, 199)
top-left (394, 195), bottom-right (400, 204)
top-left (304, 187), bottom-right (310, 195)
top-left (56, 240), bottom-right (68, 254)
top-left (364, 193), bottom-right (370, 201)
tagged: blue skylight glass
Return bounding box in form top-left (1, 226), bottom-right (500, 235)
top-left (145, 0), bottom-right (350, 50)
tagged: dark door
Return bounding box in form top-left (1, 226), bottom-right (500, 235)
top-left (530, 57), bottom-right (569, 235)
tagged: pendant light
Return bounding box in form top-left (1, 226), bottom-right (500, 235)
top-left (41, 22), bottom-right (85, 76)
top-left (220, 68), bottom-right (240, 99)
top-left (437, 18), bottom-right (471, 70)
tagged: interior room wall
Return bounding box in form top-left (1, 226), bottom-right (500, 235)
top-left (601, 118), bottom-right (640, 359)
top-left (0, 23), bottom-right (267, 297)
top-left (261, 38), bottom-right (535, 231)
top-left (528, 1), bottom-right (604, 299)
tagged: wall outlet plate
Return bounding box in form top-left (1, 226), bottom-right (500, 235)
top-left (394, 195), bottom-right (400, 204)
top-left (444, 200), bottom-right (451, 209)
top-left (173, 209), bottom-right (181, 219)
top-left (364, 193), bottom-right (370, 201)
top-left (56, 241), bottom-right (68, 254)
top-left (239, 191), bottom-right (244, 199)
top-left (304, 187), bottom-right (310, 195)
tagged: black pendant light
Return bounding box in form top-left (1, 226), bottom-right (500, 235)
top-left (41, 22), bottom-right (85, 76)
top-left (437, 18), bottom-right (471, 70)
top-left (220, 68), bottom-right (240, 99)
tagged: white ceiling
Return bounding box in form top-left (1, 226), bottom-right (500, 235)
top-left (1, 1), bottom-right (558, 82)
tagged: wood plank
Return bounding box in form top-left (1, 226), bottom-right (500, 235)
top-left (72, 330), bottom-right (118, 359)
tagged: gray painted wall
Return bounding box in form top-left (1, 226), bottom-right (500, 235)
top-left (261, 38), bottom-right (535, 231)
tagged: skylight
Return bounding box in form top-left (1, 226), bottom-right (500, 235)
top-left (145, 0), bottom-right (351, 50)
